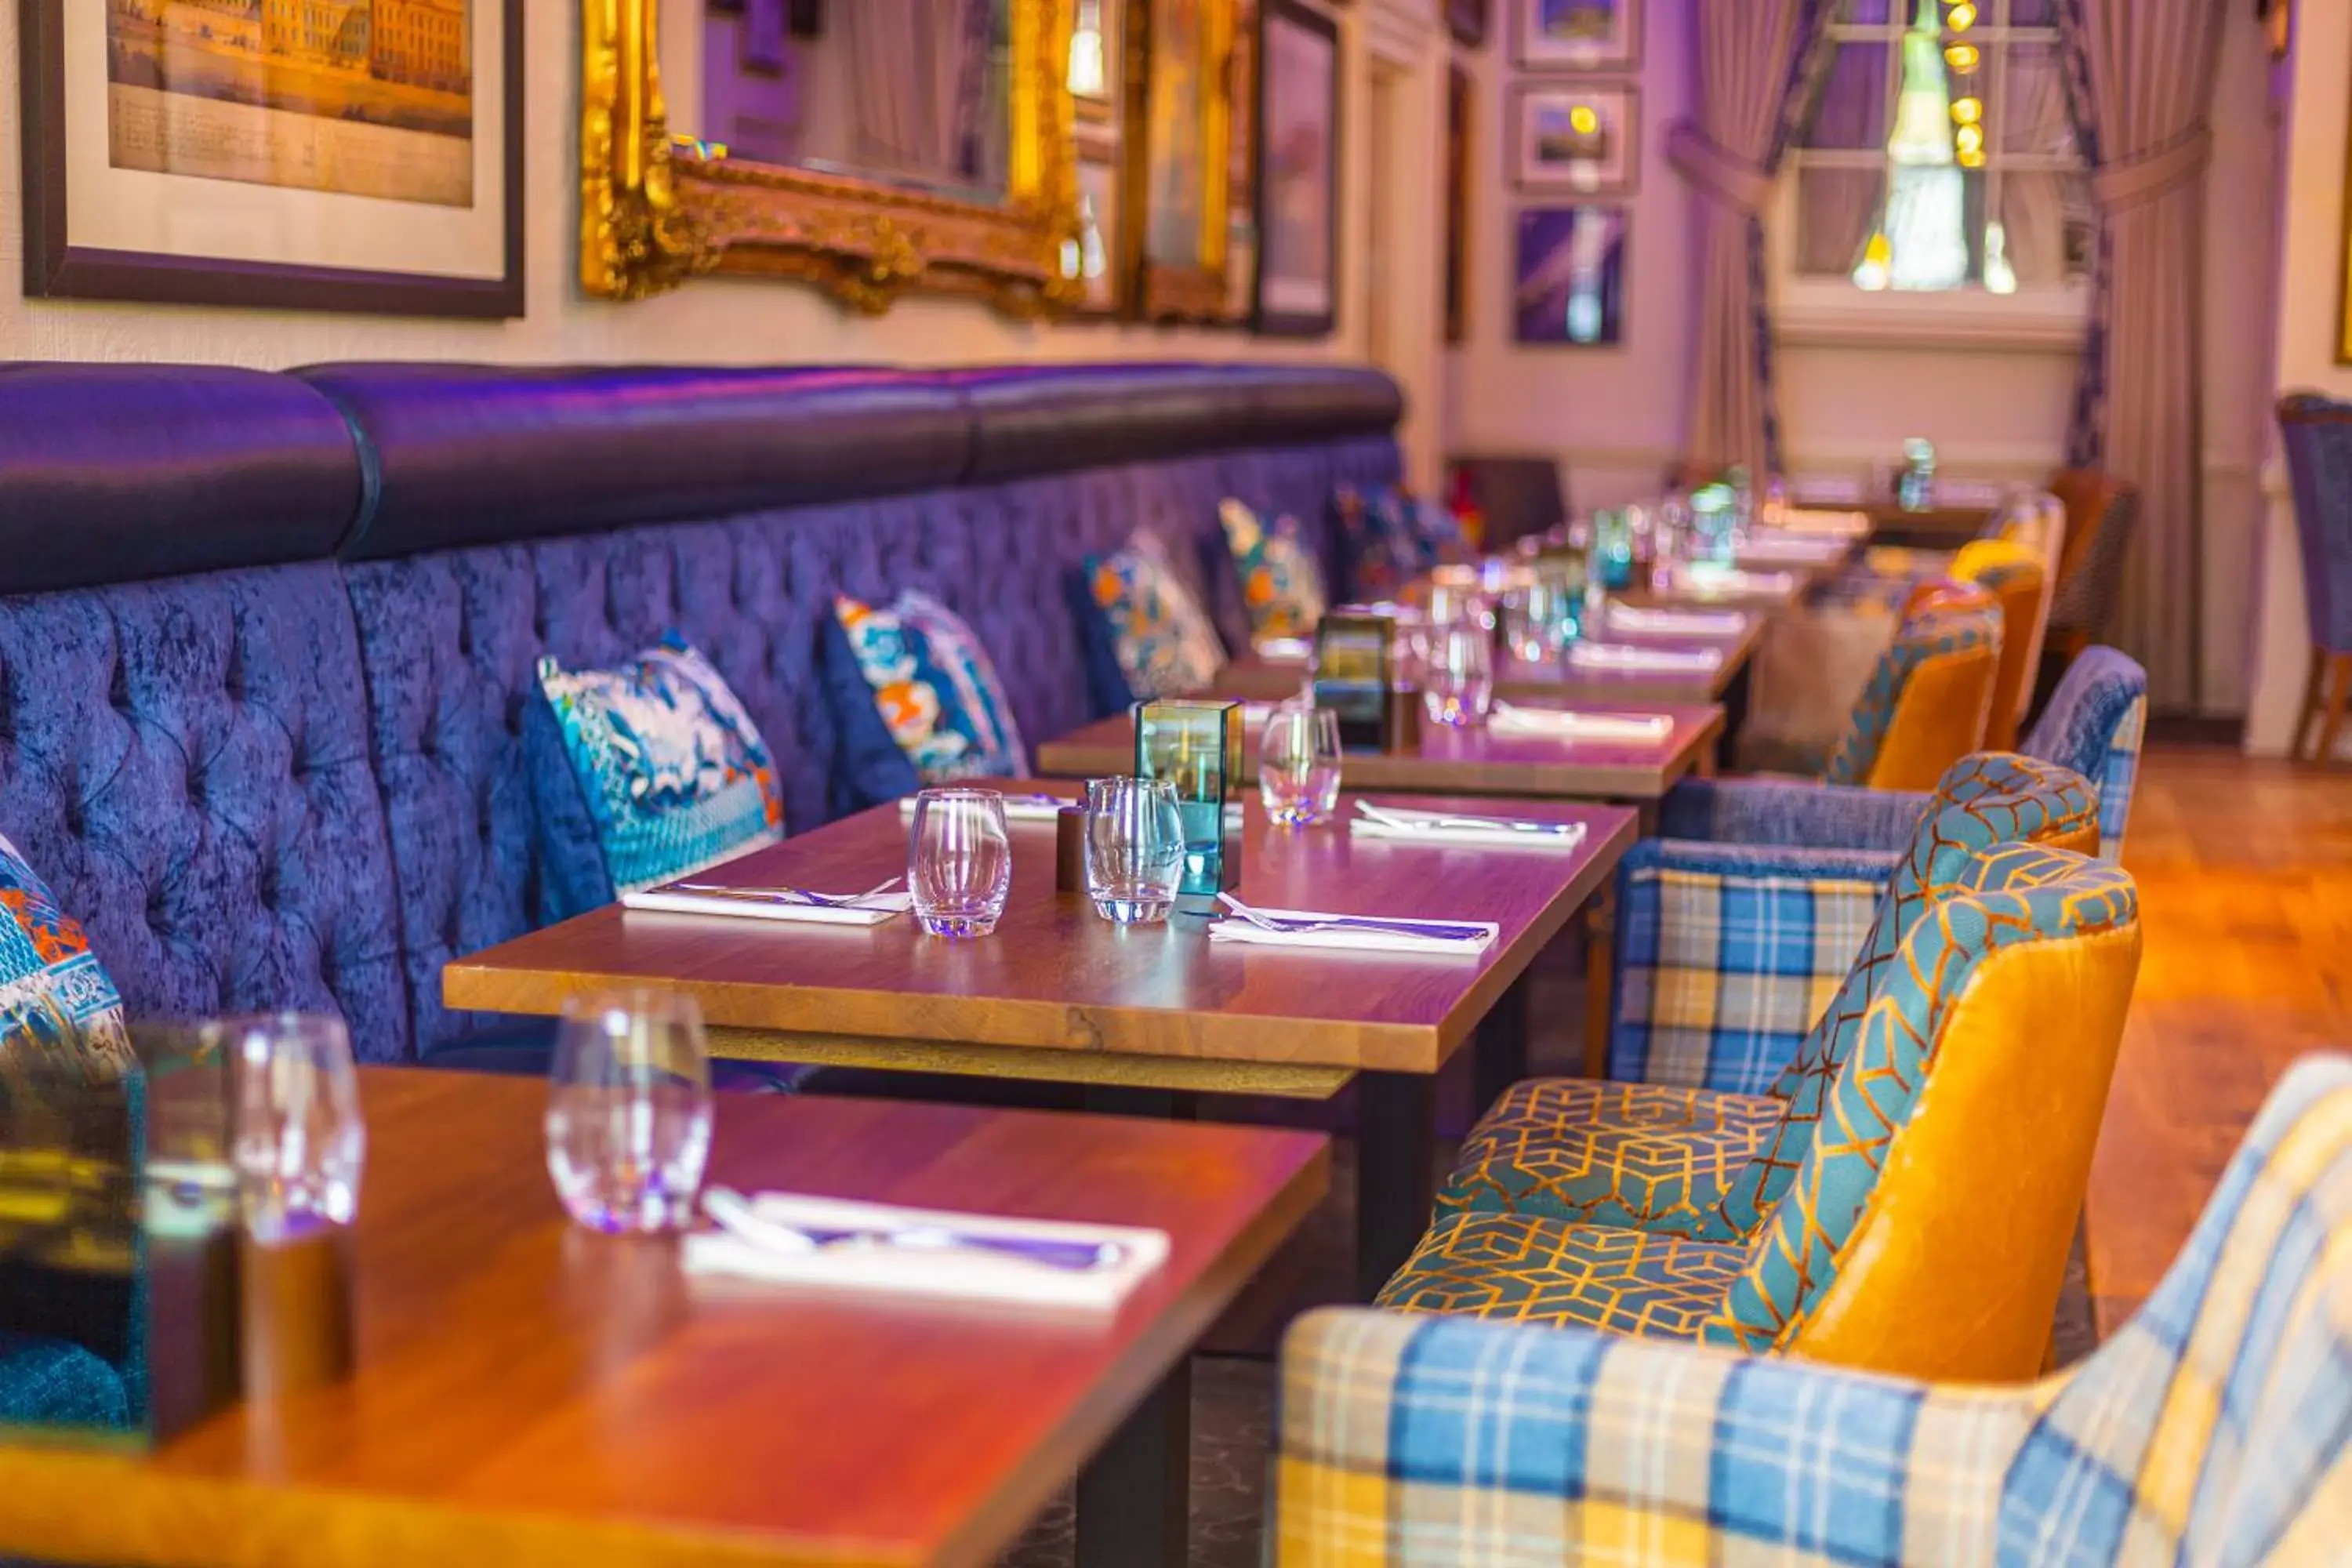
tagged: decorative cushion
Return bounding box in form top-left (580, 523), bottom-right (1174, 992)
top-left (1376, 1210), bottom-right (1746, 1335)
top-left (0, 832), bottom-right (132, 1080)
top-left (0, 1330), bottom-right (128, 1428)
top-left (1433, 1080), bottom-right (1782, 1240)
top-left (825, 591), bottom-right (1029, 810)
top-left (524, 633), bottom-right (786, 921)
top-left (1340, 486), bottom-right (1468, 598)
top-left (1218, 499), bottom-right (1327, 639)
top-left (1079, 532), bottom-right (1229, 703)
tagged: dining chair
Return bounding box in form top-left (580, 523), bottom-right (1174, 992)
top-left (1949, 540), bottom-right (2047, 749)
top-left (2038, 469), bottom-right (2140, 706)
top-left (1377, 841), bottom-right (2138, 1383)
top-left (2277, 394), bottom-right (2352, 764)
top-left (1818, 584), bottom-right (2003, 789)
top-left (1273, 1053), bottom-right (2352, 1566)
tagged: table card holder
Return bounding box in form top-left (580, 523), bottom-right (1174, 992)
top-left (1312, 613), bottom-right (1396, 754)
top-left (1134, 699), bottom-right (1243, 898)
top-left (0, 1019), bottom-right (241, 1450)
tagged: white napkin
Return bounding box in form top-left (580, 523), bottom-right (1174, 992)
top-left (1789, 475), bottom-right (1866, 506)
top-left (1737, 534), bottom-right (1848, 566)
top-left (897, 792), bottom-right (1069, 823)
top-left (1208, 898), bottom-right (1497, 956)
top-left (1569, 641), bottom-right (1723, 674)
top-left (1936, 480), bottom-right (2009, 509)
top-left (1661, 564), bottom-right (1799, 599)
top-left (621, 886), bottom-right (913, 926)
top-left (1777, 506), bottom-right (1872, 538)
top-left (683, 1189), bottom-right (1170, 1311)
top-left (1489, 703), bottom-right (1675, 744)
top-left (1253, 636), bottom-right (1313, 663)
top-left (1351, 802), bottom-right (1590, 851)
top-left (1604, 604), bottom-right (1749, 638)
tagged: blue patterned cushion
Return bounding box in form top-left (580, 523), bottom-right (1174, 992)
top-left (0, 833), bottom-right (131, 1078)
top-left (1822, 591), bottom-right (2002, 787)
top-left (829, 591), bottom-right (1027, 797)
top-left (1377, 1211), bottom-right (1747, 1335)
top-left (2021, 645), bottom-right (2147, 861)
top-left (524, 633), bottom-right (786, 920)
top-left (1218, 499), bottom-right (1328, 639)
top-left (0, 1331), bottom-right (128, 1428)
top-left (1080, 534), bottom-right (1228, 701)
top-left (1341, 487), bottom-right (1468, 597)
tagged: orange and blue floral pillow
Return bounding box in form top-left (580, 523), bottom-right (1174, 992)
top-left (524, 633), bottom-right (786, 920)
top-left (1218, 499), bottom-right (1328, 640)
top-left (1078, 533), bottom-right (1229, 706)
top-left (829, 591), bottom-right (1028, 807)
top-left (0, 833), bottom-right (132, 1081)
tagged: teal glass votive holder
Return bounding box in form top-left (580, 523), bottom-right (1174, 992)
top-left (1134, 699), bottom-right (1243, 898)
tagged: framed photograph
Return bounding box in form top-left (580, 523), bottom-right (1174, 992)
top-left (1515, 205), bottom-right (1628, 347)
top-left (1515, 0), bottom-right (1643, 72)
top-left (1509, 83), bottom-right (1639, 195)
top-left (1446, 64), bottom-right (1472, 344)
top-left (1449, 0), bottom-right (1490, 47)
top-left (1123, 0), bottom-right (1236, 321)
top-left (1254, 0), bottom-right (1340, 337)
top-left (1072, 0), bottom-right (1120, 126)
top-left (21, 0), bottom-right (523, 318)
top-left (1076, 156), bottom-right (1123, 318)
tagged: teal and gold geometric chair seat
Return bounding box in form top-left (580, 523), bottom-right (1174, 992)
top-left (1434, 1080), bottom-right (1780, 1238)
top-left (1375, 1211), bottom-right (1744, 1336)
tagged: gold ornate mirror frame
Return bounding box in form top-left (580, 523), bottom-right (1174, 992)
top-left (581, 0), bottom-right (1087, 318)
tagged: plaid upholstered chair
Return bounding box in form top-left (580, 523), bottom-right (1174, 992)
top-left (1274, 1054), bottom-right (2352, 1566)
top-left (2278, 394), bottom-right (2352, 763)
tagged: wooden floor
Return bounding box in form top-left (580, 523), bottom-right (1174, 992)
top-left (2085, 743), bottom-right (2352, 1334)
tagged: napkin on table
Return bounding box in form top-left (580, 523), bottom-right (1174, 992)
top-left (1664, 564), bottom-right (1799, 598)
top-left (621, 884), bottom-right (913, 926)
top-left (1737, 533), bottom-right (1849, 567)
top-left (1569, 641), bottom-right (1723, 674)
top-left (897, 792), bottom-right (1069, 823)
top-left (1253, 636), bottom-right (1314, 663)
top-left (1207, 899), bottom-right (1498, 956)
top-left (683, 1189), bottom-right (1170, 1311)
top-left (1604, 604), bottom-right (1749, 638)
top-left (1351, 803), bottom-right (1589, 851)
top-left (1488, 703), bottom-right (1675, 744)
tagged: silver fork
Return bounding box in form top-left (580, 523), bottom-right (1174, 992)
top-left (1214, 894), bottom-right (1487, 943)
top-left (668, 875), bottom-right (903, 909)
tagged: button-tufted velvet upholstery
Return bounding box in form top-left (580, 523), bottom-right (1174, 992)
top-left (0, 361), bottom-right (1399, 1065)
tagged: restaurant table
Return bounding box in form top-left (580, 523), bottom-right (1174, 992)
top-left (1864, 500), bottom-right (1995, 550)
top-left (0, 1069), bottom-right (1328, 1568)
top-left (446, 783), bottom-right (1635, 1300)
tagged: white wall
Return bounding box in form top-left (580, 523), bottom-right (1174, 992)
top-left (2244, 0), bottom-right (2352, 754)
top-left (1445, 0), bottom-right (2278, 713)
top-left (0, 3), bottom-right (1409, 418)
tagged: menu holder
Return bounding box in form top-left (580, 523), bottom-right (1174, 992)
top-left (1312, 612), bottom-right (1397, 754)
top-left (1134, 699), bottom-right (1243, 898)
top-left (0, 1018), bottom-right (241, 1450)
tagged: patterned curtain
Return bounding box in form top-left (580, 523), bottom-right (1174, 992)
top-left (2054, 0), bottom-right (2230, 710)
top-left (1671, 0), bottom-right (1839, 480)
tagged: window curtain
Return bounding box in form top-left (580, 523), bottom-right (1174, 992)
top-left (2056, 0), bottom-right (2230, 710)
top-left (1671, 0), bottom-right (1838, 480)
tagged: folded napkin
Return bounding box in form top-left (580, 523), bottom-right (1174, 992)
top-left (1489, 703), bottom-right (1675, 744)
top-left (1936, 480), bottom-right (2009, 510)
top-left (897, 792), bottom-right (1069, 823)
top-left (1777, 506), bottom-right (1872, 538)
top-left (1661, 564), bottom-right (1798, 600)
top-left (1569, 641), bottom-right (1723, 674)
top-left (1208, 895), bottom-right (1497, 956)
top-left (683, 1189), bottom-right (1170, 1311)
top-left (621, 883), bottom-right (912, 926)
top-left (1789, 476), bottom-right (1866, 506)
top-left (1604, 604), bottom-right (1749, 638)
top-left (1253, 636), bottom-right (1314, 663)
top-left (1736, 534), bottom-right (1848, 567)
top-left (1351, 802), bottom-right (1590, 851)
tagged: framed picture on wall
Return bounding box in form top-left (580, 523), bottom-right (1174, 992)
top-left (1449, 0), bottom-right (1491, 47)
top-left (1514, 205), bottom-right (1628, 347)
top-left (1514, 0), bottom-right (1643, 73)
top-left (1072, 0), bottom-right (1120, 125)
top-left (1446, 64), bottom-right (1473, 344)
top-left (1509, 84), bottom-right (1639, 195)
top-left (1254, 0), bottom-right (1341, 337)
top-left (1123, 0), bottom-right (1236, 320)
top-left (20, 0), bottom-right (524, 318)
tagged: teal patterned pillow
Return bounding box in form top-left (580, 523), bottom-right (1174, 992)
top-left (1083, 533), bottom-right (1229, 699)
top-left (0, 833), bottom-right (132, 1084)
top-left (528, 633), bottom-right (785, 915)
top-left (1218, 499), bottom-right (1328, 639)
top-left (834, 590), bottom-right (1028, 782)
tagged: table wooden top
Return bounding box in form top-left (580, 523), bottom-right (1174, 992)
top-left (1215, 618), bottom-right (1761, 707)
top-left (1035, 705), bottom-right (1722, 803)
top-left (1863, 501), bottom-right (1996, 548)
top-left (445, 784), bottom-right (1636, 1079)
top-left (0, 1069), bottom-right (1329, 1568)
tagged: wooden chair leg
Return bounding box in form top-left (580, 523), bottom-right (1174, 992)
top-left (2296, 645), bottom-right (2328, 762)
top-left (2319, 653), bottom-right (2352, 767)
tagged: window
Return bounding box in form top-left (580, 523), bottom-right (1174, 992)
top-left (1788, 0), bottom-right (2091, 298)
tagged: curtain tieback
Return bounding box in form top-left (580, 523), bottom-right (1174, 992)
top-left (2092, 127), bottom-right (2213, 212)
top-left (1667, 123), bottom-right (1773, 215)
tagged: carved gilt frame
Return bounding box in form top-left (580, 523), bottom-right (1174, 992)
top-left (1121, 0), bottom-right (1235, 321)
top-left (581, 0), bottom-right (1087, 318)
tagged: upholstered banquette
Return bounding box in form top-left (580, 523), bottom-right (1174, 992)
top-left (0, 361), bottom-right (1402, 1068)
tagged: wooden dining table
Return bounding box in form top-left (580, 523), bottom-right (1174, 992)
top-left (0, 1069), bottom-right (1330, 1568)
top-left (445, 782), bottom-right (1637, 1298)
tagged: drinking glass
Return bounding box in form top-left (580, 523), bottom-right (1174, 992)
top-left (545, 989), bottom-right (713, 1236)
top-left (1083, 776), bottom-right (1187, 924)
top-left (1258, 703), bottom-right (1343, 826)
top-left (909, 787), bottom-right (1014, 937)
top-left (219, 1013), bottom-right (365, 1243)
top-left (1422, 621), bottom-right (1495, 728)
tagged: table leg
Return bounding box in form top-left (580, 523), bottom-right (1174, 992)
top-left (1075, 1357), bottom-right (1190, 1568)
top-left (1356, 1072), bottom-right (1436, 1300)
top-left (1472, 971), bottom-right (1531, 1115)
top-left (1583, 884), bottom-right (1617, 1081)
top-left (1719, 659), bottom-right (1753, 773)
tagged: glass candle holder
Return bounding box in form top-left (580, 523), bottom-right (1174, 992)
top-left (1134, 699), bottom-right (1243, 897)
